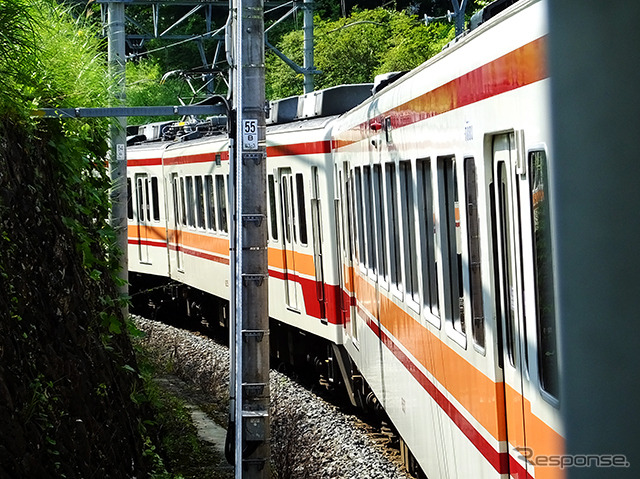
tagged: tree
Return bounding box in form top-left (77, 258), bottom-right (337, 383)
top-left (126, 59), bottom-right (189, 123)
top-left (1, 2), bottom-right (154, 476)
top-left (266, 8), bottom-right (454, 100)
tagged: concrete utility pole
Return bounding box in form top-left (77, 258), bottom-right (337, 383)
top-left (107, 1), bottom-right (128, 315)
top-left (230, 0), bottom-right (269, 476)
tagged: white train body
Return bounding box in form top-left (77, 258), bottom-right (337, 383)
top-left (128, 114), bottom-right (348, 344)
top-left (331, 0), bottom-right (562, 478)
top-left (127, 0), bottom-right (563, 477)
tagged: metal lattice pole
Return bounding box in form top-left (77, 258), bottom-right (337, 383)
top-left (302, 0), bottom-right (314, 93)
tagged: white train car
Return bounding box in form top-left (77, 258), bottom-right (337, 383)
top-left (331, 0), bottom-right (563, 477)
top-left (127, 141), bottom-right (170, 278)
top-left (161, 134), bottom-right (232, 301)
top-left (127, 85), bottom-right (371, 351)
top-left (265, 114), bottom-right (341, 340)
top-left (127, 0), bottom-right (564, 477)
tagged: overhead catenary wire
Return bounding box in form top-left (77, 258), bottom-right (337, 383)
top-left (126, 24), bottom-right (226, 60)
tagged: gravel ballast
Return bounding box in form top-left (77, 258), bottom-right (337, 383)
top-left (134, 316), bottom-right (412, 479)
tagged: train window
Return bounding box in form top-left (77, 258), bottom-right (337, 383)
top-left (205, 175), bottom-right (216, 231)
top-left (268, 174), bottom-right (278, 241)
top-left (185, 176), bottom-right (195, 228)
top-left (346, 169), bottom-right (357, 263)
top-left (195, 176), bottom-right (205, 229)
top-left (151, 177), bottom-right (160, 221)
top-left (127, 178), bottom-right (133, 220)
top-left (215, 175), bottom-right (228, 233)
top-left (311, 166), bottom-right (323, 247)
top-left (400, 161), bottom-right (418, 303)
top-left (529, 150), bottom-right (559, 398)
top-left (311, 166), bottom-right (326, 314)
top-left (179, 177), bottom-right (187, 226)
top-left (354, 167), bottom-right (366, 267)
top-left (464, 158), bottom-right (485, 349)
top-left (289, 176), bottom-right (297, 243)
top-left (295, 173), bottom-right (308, 245)
top-left (386, 163), bottom-right (402, 291)
top-left (281, 176), bottom-right (292, 243)
top-left (171, 174), bottom-right (180, 226)
top-left (417, 159), bottom-right (439, 320)
top-left (135, 176), bottom-right (146, 222)
top-left (145, 177), bottom-right (152, 221)
top-left (497, 162), bottom-right (516, 366)
top-left (373, 164), bottom-right (388, 283)
top-left (439, 157), bottom-right (465, 335)
top-left (363, 166), bottom-right (376, 273)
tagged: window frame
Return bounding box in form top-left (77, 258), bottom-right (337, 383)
top-left (527, 148), bottom-right (560, 402)
top-left (195, 175), bottom-right (206, 230)
top-left (385, 162), bottom-right (403, 298)
top-left (215, 174), bottom-right (228, 234)
top-left (127, 177), bottom-right (133, 220)
top-left (205, 174), bottom-right (217, 232)
top-left (354, 167), bottom-right (366, 270)
top-left (268, 174), bottom-right (279, 242)
top-left (437, 156), bottom-right (467, 348)
top-left (464, 157), bottom-right (486, 353)
top-left (363, 165), bottom-right (377, 277)
top-left (295, 172), bottom-right (308, 246)
top-left (373, 163), bottom-right (389, 289)
top-left (399, 160), bottom-right (420, 310)
top-left (417, 158), bottom-right (440, 327)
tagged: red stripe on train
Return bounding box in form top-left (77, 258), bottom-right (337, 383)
top-left (128, 158), bottom-right (162, 167)
top-left (365, 315), bottom-right (532, 478)
top-left (131, 237), bottom-right (531, 476)
top-left (268, 268), bottom-right (342, 325)
top-left (267, 140), bottom-right (332, 157)
top-left (129, 141), bottom-right (330, 167)
top-left (128, 238), bottom-right (166, 247)
top-left (167, 243), bottom-right (230, 265)
top-left (164, 151), bottom-right (229, 165)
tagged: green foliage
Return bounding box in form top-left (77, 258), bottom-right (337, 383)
top-left (0, 2), bottom-right (169, 476)
top-left (0, 0), bottom-right (116, 289)
top-left (135, 347), bottom-right (223, 479)
top-left (378, 15), bottom-right (454, 73)
top-left (0, 0), bottom-right (110, 117)
top-left (266, 8), bottom-right (454, 99)
top-left (126, 59), bottom-right (188, 123)
top-left (0, 0), bottom-right (37, 110)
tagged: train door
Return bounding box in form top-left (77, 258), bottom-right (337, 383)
top-left (334, 165), bottom-right (347, 325)
top-left (279, 168), bottom-right (299, 310)
top-left (490, 133), bottom-right (530, 477)
top-left (170, 173), bottom-right (184, 271)
top-left (135, 173), bottom-right (151, 264)
top-left (310, 167), bottom-right (327, 321)
top-left (346, 165), bottom-right (360, 339)
top-left (335, 163), bottom-right (357, 334)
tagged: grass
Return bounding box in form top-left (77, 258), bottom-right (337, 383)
top-left (136, 344), bottom-right (233, 479)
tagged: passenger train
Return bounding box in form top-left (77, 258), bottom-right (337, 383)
top-left (126, 0), bottom-right (563, 477)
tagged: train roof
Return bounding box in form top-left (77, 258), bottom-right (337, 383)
top-left (267, 83), bottom-right (373, 125)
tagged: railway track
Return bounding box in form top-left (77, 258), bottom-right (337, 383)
top-left (133, 315), bottom-right (413, 479)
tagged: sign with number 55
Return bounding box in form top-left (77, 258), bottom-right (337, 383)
top-left (242, 119), bottom-right (258, 150)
